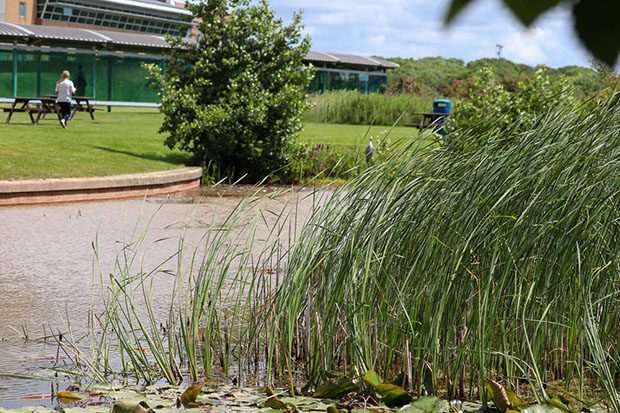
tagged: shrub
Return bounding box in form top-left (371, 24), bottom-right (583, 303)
top-left (447, 66), bottom-right (574, 147)
top-left (146, 0), bottom-right (313, 183)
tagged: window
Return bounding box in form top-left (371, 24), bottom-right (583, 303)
top-left (19, 2), bottom-right (26, 18)
top-left (62, 7), bottom-right (72, 16)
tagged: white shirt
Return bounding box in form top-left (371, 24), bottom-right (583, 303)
top-left (55, 79), bottom-right (77, 103)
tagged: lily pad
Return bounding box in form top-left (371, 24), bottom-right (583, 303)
top-left (521, 404), bottom-right (566, 413)
top-left (409, 396), bottom-right (439, 413)
top-left (363, 370), bottom-right (382, 388)
top-left (261, 395), bottom-right (287, 410)
top-left (313, 377), bottom-right (358, 399)
top-left (374, 384), bottom-right (412, 408)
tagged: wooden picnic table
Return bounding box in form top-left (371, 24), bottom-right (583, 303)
top-left (410, 112), bottom-right (449, 130)
top-left (44, 95), bottom-right (96, 120)
top-left (71, 96), bottom-right (96, 120)
top-left (4, 97), bottom-right (62, 125)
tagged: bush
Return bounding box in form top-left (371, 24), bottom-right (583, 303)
top-left (146, 0), bottom-right (313, 183)
top-left (447, 66), bottom-right (574, 147)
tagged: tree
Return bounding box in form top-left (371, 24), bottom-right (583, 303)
top-left (445, 0), bottom-right (620, 68)
top-left (147, 0), bottom-right (313, 182)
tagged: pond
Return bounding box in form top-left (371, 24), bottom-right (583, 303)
top-left (0, 187), bottom-right (321, 408)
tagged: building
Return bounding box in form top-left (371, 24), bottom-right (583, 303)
top-left (0, 0), bottom-right (191, 35)
top-left (0, 2), bottom-right (397, 103)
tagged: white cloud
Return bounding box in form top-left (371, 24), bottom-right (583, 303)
top-left (504, 28), bottom-right (550, 65)
top-left (271, 0), bottom-right (591, 68)
top-left (315, 12), bottom-right (346, 25)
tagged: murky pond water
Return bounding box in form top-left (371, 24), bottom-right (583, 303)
top-left (0, 187), bottom-right (324, 408)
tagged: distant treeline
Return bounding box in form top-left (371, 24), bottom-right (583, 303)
top-left (385, 56), bottom-right (608, 98)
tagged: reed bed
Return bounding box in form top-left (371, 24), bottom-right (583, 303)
top-left (58, 94), bottom-right (620, 408)
top-left (304, 91), bottom-right (433, 126)
top-left (276, 93), bottom-right (620, 405)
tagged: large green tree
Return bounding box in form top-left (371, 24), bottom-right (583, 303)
top-left (148, 0), bottom-right (313, 182)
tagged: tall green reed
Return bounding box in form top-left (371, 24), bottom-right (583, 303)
top-left (57, 93), bottom-right (620, 409)
top-left (305, 90), bottom-right (433, 126)
top-left (275, 93), bottom-right (620, 405)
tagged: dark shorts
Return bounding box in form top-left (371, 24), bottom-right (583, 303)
top-left (58, 102), bottom-right (71, 118)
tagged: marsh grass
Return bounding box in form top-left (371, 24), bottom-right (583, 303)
top-left (275, 92), bottom-right (620, 407)
top-left (57, 94), bottom-right (620, 409)
top-left (304, 91), bottom-right (433, 126)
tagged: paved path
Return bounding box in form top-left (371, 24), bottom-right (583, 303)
top-left (0, 167), bottom-right (202, 206)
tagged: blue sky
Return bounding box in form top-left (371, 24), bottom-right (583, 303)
top-left (270, 0), bottom-right (593, 69)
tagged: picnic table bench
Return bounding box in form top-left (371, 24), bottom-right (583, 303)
top-left (44, 95), bottom-right (96, 120)
top-left (71, 96), bottom-right (96, 120)
top-left (410, 112), bottom-right (449, 130)
top-left (4, 97), bottom-right (62, 125)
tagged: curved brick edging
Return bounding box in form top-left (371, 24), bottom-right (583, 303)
top-left (0, 167), bottom-right (202, 206)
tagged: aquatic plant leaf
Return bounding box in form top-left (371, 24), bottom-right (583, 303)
top-left (375, 384), bottom-right (412, 408)
top-left (506, 390), bottom-right (523, 409)
top-left (56, 391), bottom-right (83, 400)
top-left (390, 372), bottom-right (408, 388)
top-left (488, 379), bottom-right (510, 412)
top-left (363, 370), bottom-right (382, 387)
top-left (261, 395), bottom-right (287, 409)
top-left (263, 385), bottom-right (275, 396)
top-left (545, 397), bottom-right (570, 413)
top-left (423, 365), bottom-right (434, 395)
top-left (111, 400), bottom-right (152, 413)
top-left (409, 396), bottom-right (439, 413)
top-left (432, 399), bottom-right (450, 413)
top-left (461, 401), bottom-right (484, 413)
top-left (521, 404), bottom-right (566, 413)
top-left (180, 384), bottom-right (202, 407)
top-left (400, 406), bottom-right (425, 413)
top-left (313, 377), bottom-right (359, 398)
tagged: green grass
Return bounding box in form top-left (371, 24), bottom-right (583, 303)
top-left (299, 122), bottom-right (418, 148)
top-left (0, 107), bottom-right (418, 180)
top-left (0, 108), bottom-right (188, 180)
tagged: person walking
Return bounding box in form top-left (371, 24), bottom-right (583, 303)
top-left (55, 70), bottom-right (76, 129)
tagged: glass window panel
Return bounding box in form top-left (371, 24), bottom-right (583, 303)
top-left (0, 50), bottom-right (14, 97)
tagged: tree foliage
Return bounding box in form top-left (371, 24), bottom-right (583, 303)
top-left (387, 56), bottom-right (608, 98)
top-left (446, 65), bottom-right (574, 147)
top-left (147, 0), bottom-right (313, 182)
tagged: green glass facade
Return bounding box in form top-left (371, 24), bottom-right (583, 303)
top-left (0, 47), bottom-right (390, 102)
top-left (0, 48), bottom-right (164, 102)
top-left (307, 69), bottom-right (388, 94)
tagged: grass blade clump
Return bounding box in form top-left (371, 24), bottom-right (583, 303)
top-left (275, 94), bottom-right (620, 403)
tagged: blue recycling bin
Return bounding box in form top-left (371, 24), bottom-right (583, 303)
top-left (433, 99), bottom-right (451, 135)
top-left (433, 99), bottom-right (451, 114)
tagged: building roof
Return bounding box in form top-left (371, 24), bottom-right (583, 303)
top-left (0, 22), bottom-right (171, 48)
top-left (96, 0), bottom-right (192, 15)
top-left (0, 23), bottom-right (399, 69)
top-left (305, 50), bottom-right (399, 69)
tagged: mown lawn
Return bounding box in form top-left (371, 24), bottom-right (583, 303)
top-left (0, 107), bottom-right (420, 180)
